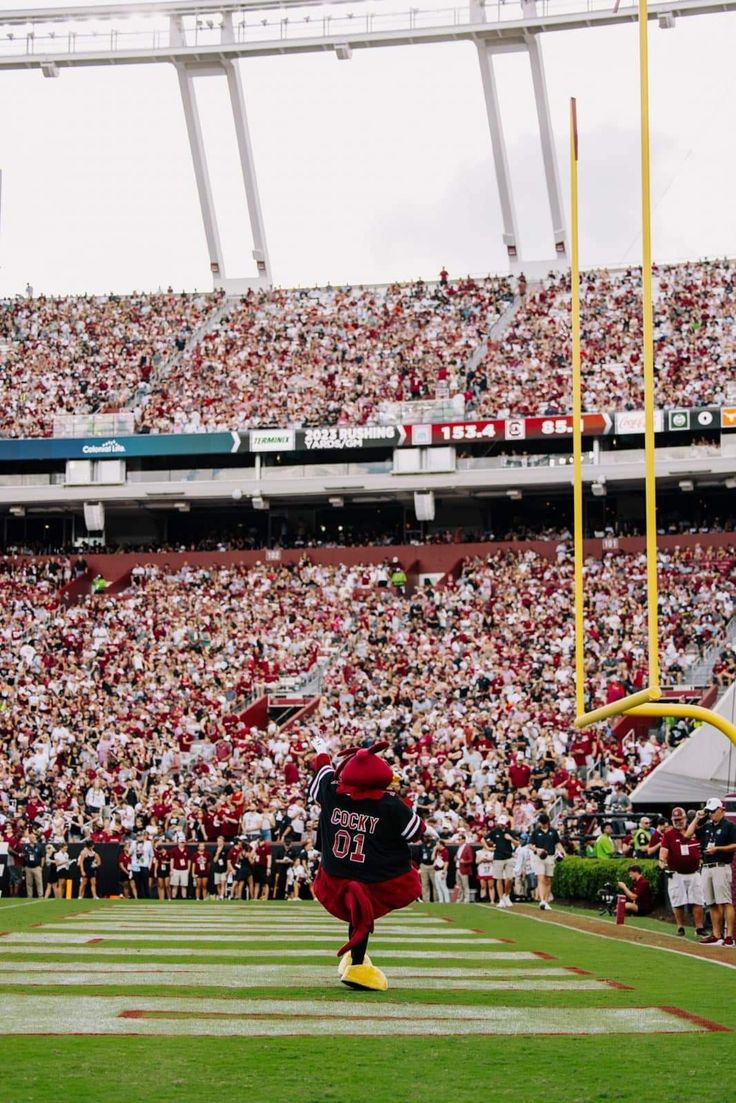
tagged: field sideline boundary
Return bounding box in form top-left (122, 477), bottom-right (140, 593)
top-left (478, 904), bottom-right (736, 970)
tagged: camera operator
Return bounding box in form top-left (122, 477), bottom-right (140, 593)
top-left (659, 807), bottom-right (706, 938)
top-left (616, 865), bottom-right (653, 916)
top-left (686, 798), bottom-right (736, 946)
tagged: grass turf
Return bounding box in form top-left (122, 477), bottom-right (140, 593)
top-left (1, 898), bottom-right (734, 1103)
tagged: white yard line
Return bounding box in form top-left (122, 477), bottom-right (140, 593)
top-left (0, 946), bottom-right (539, 960)
top-left (0, 995), bottom-right (716, 1036)
top-left (0, 962), bottom-right (572, 978)
top-left (0, 900), bottom-right (42, 913)
top-left (28, 927), bottom-right (488, 941)
top-left (0, 970), bottom-right (610, 992)
top-left (0, 933), bottom-right (504, 947)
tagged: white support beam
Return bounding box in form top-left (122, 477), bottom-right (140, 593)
top-left (223, 45), bottom-right (271, 285)
top-left (174, 47), bottom-right (227, 283)
top-left (475, 40), bottom-right (520, 260)
top-left (525, 29), bottom-right (567, 257)
top-left (172, 13), bottom-right (271, 289)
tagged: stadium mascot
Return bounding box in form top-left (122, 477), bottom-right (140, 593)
top-left (308, 738), bottom-right (428, 991)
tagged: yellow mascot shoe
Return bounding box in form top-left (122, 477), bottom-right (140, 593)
top-left (338, 952), bottom-right (372, 979)
top-left (341, 963), bottom-right (388, 992)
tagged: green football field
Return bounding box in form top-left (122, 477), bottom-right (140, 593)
top-left (0, 896), bottom-right (734, 1103)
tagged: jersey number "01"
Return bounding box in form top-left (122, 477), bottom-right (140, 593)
top-left (331, 830), bottom-right (366, 863)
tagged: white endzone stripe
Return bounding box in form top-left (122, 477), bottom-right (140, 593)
top-left (29, 927), bottom-right (487, 940)
top-left (0, 997), bottom-right (712, 1036)
top-left (479, 905), bottom-right (736, 973)
top-left (0, 963), bottom-right (571, 978)
top-left (0, 971), bottom-right (608, 992)
top-left (51, 922), bottom-right (454, 932)
top-left (0, 901), bottom-right (40, 912)
top-left (0, 933), bottom-right (503, 946)
top-left (0, 946), bottom-right (536, 960)
top-left (58, 917), bottom-right (444, 927)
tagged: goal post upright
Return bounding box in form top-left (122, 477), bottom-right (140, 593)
top-left (569, 96), bottom-right (585, 720)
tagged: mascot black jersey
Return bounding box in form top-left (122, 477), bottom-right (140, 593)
top-left (308, 758), bottom-right (422, 883)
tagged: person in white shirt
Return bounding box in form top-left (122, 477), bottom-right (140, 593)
top-left (241, 807), bottom-right (262, 839)
top-left (432, 842), bottom-right (451, 904)
top-left (475, 843), bottom-right (495, 903)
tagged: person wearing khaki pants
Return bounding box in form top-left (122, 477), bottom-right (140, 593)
top-left (418, 840), bottom-right (436, 902)
top-left (22, 832), bottom-right (45, 898)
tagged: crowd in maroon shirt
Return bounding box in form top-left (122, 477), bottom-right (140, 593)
top-left (0, 541), bottom-right (733, 862)
top-left (2, 258), bottom-right (733, 439)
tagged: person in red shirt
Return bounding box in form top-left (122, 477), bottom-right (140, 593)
top-left (455, 834), bottom-right (476, 903)
top-left (508, 759), bottom-right (531, 792)
top-left (660, 807), bottom-right (706, 937)
top-left (191, 843), bottom-right (210, 900)
top-left (617, 865), bottom-right (653, 916)
top-left (118, 845), bottom-right (137, 899)
top-left (166, 840), bottom-right (189, 899)
top-left (253, 839), bottom-right (272, 900)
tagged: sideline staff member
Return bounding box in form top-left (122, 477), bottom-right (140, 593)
top-left (686, 798), bottom-right (736, 946)
top-left (659, 807), bottom-right (706, 938)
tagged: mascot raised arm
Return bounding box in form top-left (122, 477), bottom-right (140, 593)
top-left (307, 738), bottom-right (428, 991)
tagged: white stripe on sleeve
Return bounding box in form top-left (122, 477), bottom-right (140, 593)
top-left (308, 764), bottom-right (333, 804)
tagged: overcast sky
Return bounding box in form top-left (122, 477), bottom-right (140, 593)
top-left (0, 0), bottom-right (734, 295)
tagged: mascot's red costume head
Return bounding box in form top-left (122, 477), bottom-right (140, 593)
top-left (334, 742), bottom-right (394, 801)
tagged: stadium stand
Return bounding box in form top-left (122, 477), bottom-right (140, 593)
top-left (0, 543), bottom-right (733, 856)
top-left (0, 261), bottom-right (734, 437)
top-left (136, 276), bottom-right (516, 433)
top-left (0, 290), bottom-right (220, 438)
top-left (472, 259), bottom-right (736, 418)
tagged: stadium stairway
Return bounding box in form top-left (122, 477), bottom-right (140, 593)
top-left (126, 293), bottom-right (231, 413)
top-left (685, 613), bottom-right (736, 684)
top-left (462, 285), bottom-right (531, 380)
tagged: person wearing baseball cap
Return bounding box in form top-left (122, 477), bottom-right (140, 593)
top-left (685, 798), bottom-right (736, 946)
top-left (659, 807), bottom-right (706, 938)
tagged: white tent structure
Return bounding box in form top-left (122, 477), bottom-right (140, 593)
top-left (632, 683), bottom-right (736, 804)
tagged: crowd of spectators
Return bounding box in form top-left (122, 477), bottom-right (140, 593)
top-left (1, 260), bottom-right (734, 438)
top-left (133, 258), bottom-right (736, 430)
top-left (0, 544), bottom-right (733, 886)
top-left (136, 276), bottom-right (514, 433)
top-left (473, 259), bottom-right (736, 419)
top-left (0, 290), bottom-right (219, 438)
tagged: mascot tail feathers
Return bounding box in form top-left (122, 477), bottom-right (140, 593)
top-left (337, 881), bottom-right (375, 957)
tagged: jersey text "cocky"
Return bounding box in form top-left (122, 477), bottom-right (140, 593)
top-left (330, 809), bottom-right (379, 834)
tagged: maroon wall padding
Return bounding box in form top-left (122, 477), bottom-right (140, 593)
top-left (100, 569), bottom-right (132, 596)
top-left (59, 570), bottom-right (94, 607)
top-left (72, 532), bottom-right (736, 577)
top-left (281, 696), bottom-right (321, 734)
top-left (237, 695), bottom-right (269, 731)
top-left (4, 533), bottom-right (734, 592)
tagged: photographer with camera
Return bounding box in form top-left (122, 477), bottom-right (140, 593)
top-left (529, 812), bottom-right (565, 912)
top-left (659, 807), bottom-right (706, 938)
top-left (686, 798), bottom-right (736, 946)
top-left (617, 865), bottom-right (654, 916)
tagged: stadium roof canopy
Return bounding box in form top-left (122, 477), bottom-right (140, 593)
top-left (632, 683), bottom-right (736, 803)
